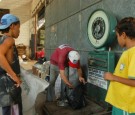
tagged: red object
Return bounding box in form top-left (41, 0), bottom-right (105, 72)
top-left (36, 50), bottom-right (45, 59)
top-left (40, 50), bottom-right (45, 57)
top-left (50, 45), bottom-right (73, 70)
top-left (68, 60), bottom-right (79, 68)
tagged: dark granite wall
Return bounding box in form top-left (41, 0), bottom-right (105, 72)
top-left (44, 0), bottom-right (135, 77)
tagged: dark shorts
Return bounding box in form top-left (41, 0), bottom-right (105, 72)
top-left (112, 106), bottom-right (135, 115)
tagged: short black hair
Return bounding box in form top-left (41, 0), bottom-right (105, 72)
top-left (115, 17), bottom-right (135, 39)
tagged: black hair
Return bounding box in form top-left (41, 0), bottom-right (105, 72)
top-left (115, 17), bottom-right (135, 39)
top-left (0, 21), bottom-right (20, 34)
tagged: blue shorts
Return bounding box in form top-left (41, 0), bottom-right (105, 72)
top-left (112, 106), bottom-right (135, 115)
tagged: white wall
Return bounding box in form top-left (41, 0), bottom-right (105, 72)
top-left (10, 2), bottom-right (31, 46)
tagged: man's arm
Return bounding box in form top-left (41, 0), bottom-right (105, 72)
top-left (77, 68), bottom-right (86, 84)
top-left (104, 72), bottom-right (135, 86)
top-left (59, 70), bottom-right (74, 88)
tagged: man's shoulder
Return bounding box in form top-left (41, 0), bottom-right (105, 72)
top-left (0, 36), bottom-right (14, 46)
top-left (58, 44), bottom-right (72, 49)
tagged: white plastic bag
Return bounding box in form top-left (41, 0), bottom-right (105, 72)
top-left (69, 67), bottom-right (79, 87)
top-left (20, 67), bottom-right (49, 115)
top-left (55, 74), bottom-right (61, 99)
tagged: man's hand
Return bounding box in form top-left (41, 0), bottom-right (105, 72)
top-left (104, 72), bottom-right (114, 81)
top-left (13, 75), bottom-right (22, 87)
top-left (67, 82), bottom-right (74, 89)
top-left (7, 73), bottom-right (22, 87)
top-left (79, 77), bottom-right (86, 84)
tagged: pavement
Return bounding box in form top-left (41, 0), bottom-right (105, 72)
top-left (44, 98), bottom-right (112, 115)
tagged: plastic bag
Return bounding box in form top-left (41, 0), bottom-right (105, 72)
top-left (20, 67), bottom-right (49, 115)
top-left (66, 84), bottom-right (87, 109)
